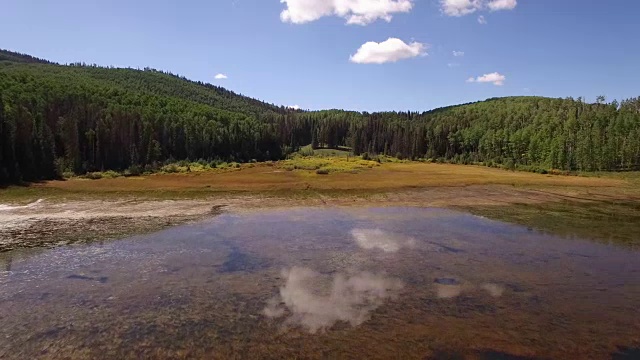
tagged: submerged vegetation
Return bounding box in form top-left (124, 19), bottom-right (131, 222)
top-left (1, 49), bottom-right (640, 183)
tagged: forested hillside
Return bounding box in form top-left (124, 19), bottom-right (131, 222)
top-left (1, 49), bottom-right (639, 183)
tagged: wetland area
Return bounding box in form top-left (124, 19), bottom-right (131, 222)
top-left (1, 163), bottom-right (640, 359)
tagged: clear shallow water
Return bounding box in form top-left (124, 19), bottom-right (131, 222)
top-left (0, 207), bottom-right (639, 360)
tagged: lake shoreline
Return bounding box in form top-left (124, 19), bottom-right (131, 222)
top-left (2, 180), bottom-right (640, 252)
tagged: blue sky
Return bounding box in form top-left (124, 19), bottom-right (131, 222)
top-left (1, 0), bottom-right (638, 111)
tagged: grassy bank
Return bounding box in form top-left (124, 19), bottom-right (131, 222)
top-left (1, 160), bottom-right (639, 249)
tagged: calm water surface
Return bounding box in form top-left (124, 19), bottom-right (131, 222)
top-left (1, 207), bottom-right (639, 359)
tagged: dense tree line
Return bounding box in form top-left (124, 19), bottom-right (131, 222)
top-left (1, 49), bottom-right (639, 183)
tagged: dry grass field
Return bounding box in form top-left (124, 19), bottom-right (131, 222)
top-left (1, 161), bottom-right (632, 199)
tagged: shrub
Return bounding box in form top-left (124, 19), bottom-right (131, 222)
top-left (316, 168), bottom-right (330, 175)
top-left (299, 146), bottom-right (315, 157)
top-left (102, 170), bottom-right (121, 179)
top-left (504, 159), bottom-right (516, 171)
top-left (164, 164), bottom-right (179, 173)
top-left (361, 152), bottom-right (370, 161)
top-left (144, 164), bottom-right (157, 173)
top-left (124, 165), bottom-right (142, 176)
top-left (62, 171), bottom-right (75, 179)
top-left (85, 172), bottom-right (103, 180)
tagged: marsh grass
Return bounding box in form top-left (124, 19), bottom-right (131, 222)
top-left (465, 200), bottom-right (640, 248)
top-left (278, 156), bottom-right (380, 174)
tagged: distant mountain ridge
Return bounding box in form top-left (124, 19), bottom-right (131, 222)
top-left (0, 49), bottom-right (287, 117)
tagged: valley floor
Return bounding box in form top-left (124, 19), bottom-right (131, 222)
top-left (1, 162), bottom-right (639, 252)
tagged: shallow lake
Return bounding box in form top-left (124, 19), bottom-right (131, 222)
top-left (1, 207), bottom-right (639, 359)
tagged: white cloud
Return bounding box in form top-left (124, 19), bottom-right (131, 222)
top-left (477, 15), bottom-right (487, 24)
top-left (467, 72), bottom-right (506, 86)
top-left (214, 73), bottom-right (228, 80)
top-left (350, 38), bottom-right (427, 64)
top-left (453, 50), bottom-right (465, 57)
top-left (280, 0), bottom-right (413, 25)
top-left (487, 0), bottom-right (517, 11)
top-left (440, 0), bottom-right (516, 17)
top-left (440, 0), bottom-right (482, 16)
top-left (287, 105), bottom-right (301, 110)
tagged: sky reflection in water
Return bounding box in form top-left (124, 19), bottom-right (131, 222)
top-left (0, 207), bottom-right (639, 359)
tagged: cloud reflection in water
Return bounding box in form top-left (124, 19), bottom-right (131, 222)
top-left (480, 283), bottom-right (504, 297)
top-left (350, 228), bottom-right (416, 253)
top-left (264, 267), bottom-right (403, 333)
top-left (435, 284), bottom-right (464, 299)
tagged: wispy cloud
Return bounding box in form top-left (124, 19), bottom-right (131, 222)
top-left (440, 0), bottom-right (516, 17)
top-left (453, 50), bottom-right (465, 57)
top-left (478, 15), bottom-right (487, 24)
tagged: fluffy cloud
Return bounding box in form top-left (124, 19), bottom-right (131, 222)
top-left (440, 0), bottom-right (516, 17)
top-left (453, 50), bottom-right (465, 57)
top-left (214, 73), bottom-right (228, 80)
top-left (280, 0), bottom-right (413, 25)
top-left (477, 15), bottom-right (487, 24)
top-left (350, 38), bottom-right (426, 64)
top-left (467, 72), bottom-right (506, 86)
top-left (487, 0), bottom-right (517, 11)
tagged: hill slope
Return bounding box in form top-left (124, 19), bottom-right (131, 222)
top-left (1, 50), bottom-right (639, 183)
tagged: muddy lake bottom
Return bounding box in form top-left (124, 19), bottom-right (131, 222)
top-left (0, 207), bottom-right (639, 360)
